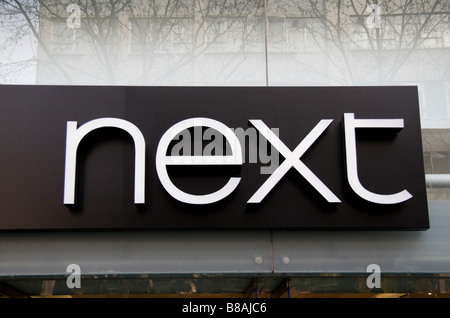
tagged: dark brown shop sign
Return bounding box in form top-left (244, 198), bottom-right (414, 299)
top-left (0, 85), bottom-right (429, 230)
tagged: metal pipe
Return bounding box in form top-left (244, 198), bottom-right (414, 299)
top-left (425, 174), bottom-right (450, 188)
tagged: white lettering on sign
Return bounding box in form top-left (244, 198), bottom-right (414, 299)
top-left (247, 119), bottom-right (341, 204)
top-left (63, 114), bottom-right (413, 206)
top-left (63, 118), bottom-right (146, 205)
top-left (343, 113), bottom-right (412, 204)
top-left (156, 118), bottom-right (243, 205)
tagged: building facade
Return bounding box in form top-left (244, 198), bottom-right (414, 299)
top-left (1, 0), bottom-right (450, 298)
